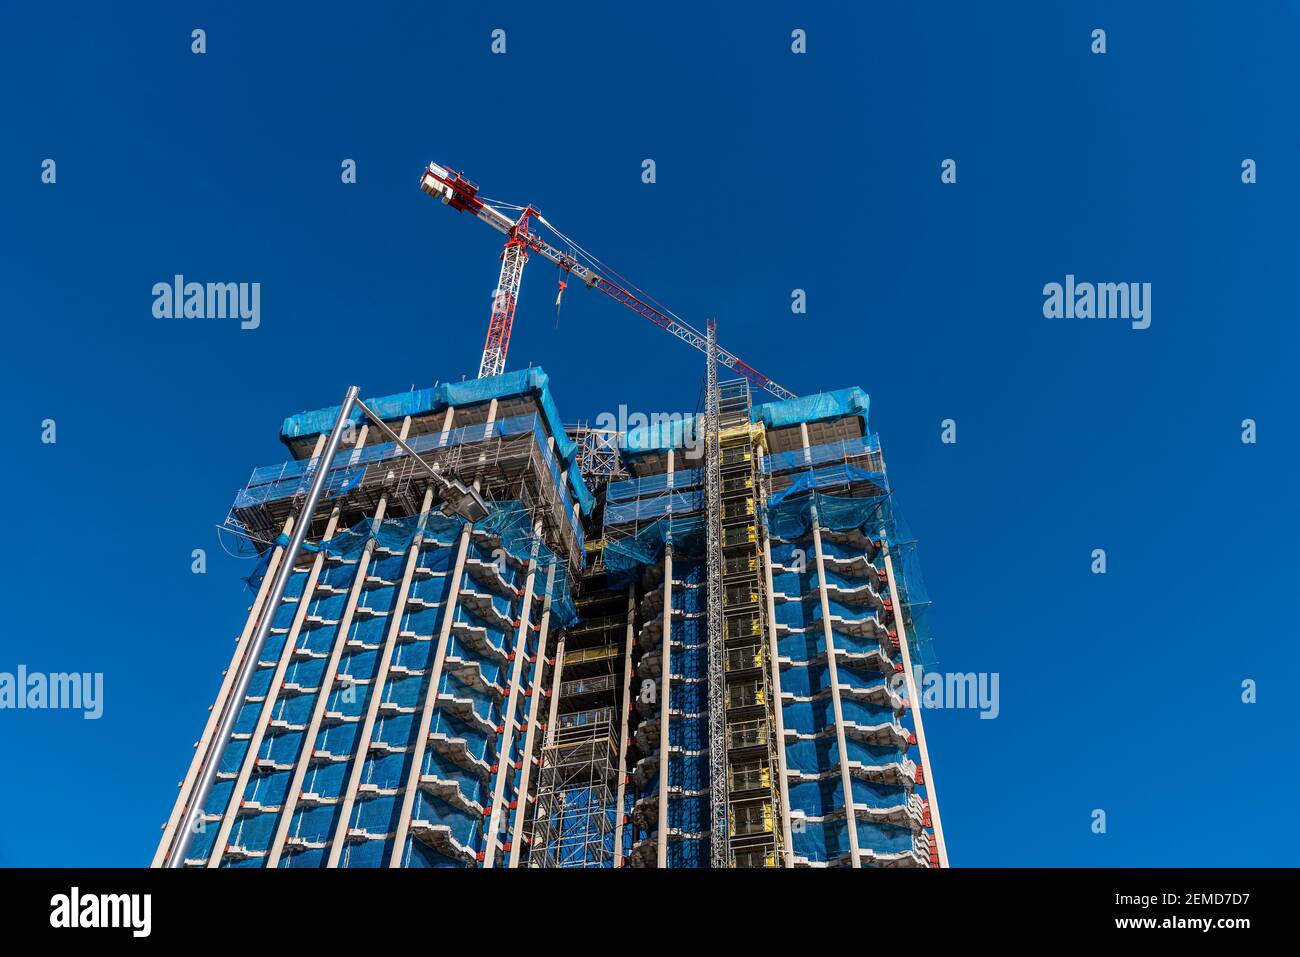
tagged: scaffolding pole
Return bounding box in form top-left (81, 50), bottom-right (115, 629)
top-left (704, 320), bottom-right (729, 868)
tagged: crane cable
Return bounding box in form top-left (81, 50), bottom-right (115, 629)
top-left (479, 193), bottom-right (692, 331)
top-left (535, 213), bottom-right (692, 330)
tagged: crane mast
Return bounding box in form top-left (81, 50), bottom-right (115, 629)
top-left (480, 208), bottom-right (535, 379)
top-left (420, 162), bottom-right (798, 402)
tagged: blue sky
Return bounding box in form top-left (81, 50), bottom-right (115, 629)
top-left (1, 1), bottom-right (1296, 866)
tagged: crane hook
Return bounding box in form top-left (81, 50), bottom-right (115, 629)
top-left (554, 268), bottom-right (570, 327)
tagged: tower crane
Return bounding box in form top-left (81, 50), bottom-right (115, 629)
top-left (419, 162), bottom-right (798, 402)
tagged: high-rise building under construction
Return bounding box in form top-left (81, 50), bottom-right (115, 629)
top-left (154, 364), bottom-right (948, 869)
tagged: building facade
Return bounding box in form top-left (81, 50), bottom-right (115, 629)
top-left (154, 368), bottom-right (946, 868)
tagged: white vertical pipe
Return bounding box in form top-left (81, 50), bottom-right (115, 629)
top-left (205, 506), bottom-right (344, 867)
top-left (880, 532), bottom-right (949, 867)
top-left (655, 543), bottom-right (673, 867)
top-left (323, 485), bottom-right (437, 866)
top-left (760, 526), bottom-right (795, 868)
top-left (810, 507), bottom-right (861, 867)
top-left (655, 449), bottom-right (675, 867)
top-left (266, 416), bottom-right (414, 867)
top-left (612, 585), bottom-right (636, 867)
top-left (507, 561), bottom-right (558, 867)
top-left (483, 522), bottom-right (544, 867)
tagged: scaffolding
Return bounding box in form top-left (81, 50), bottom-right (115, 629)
top-left (569, 424), bottom-right (629, 485)
top-left (714, 377), bottom-right (783, 867)
top-left (703, 324), bottom-right (729, 867)
top-left (226, 411), bottom-right (587, 573)
top-left (164, 361), bottom-right (946, 871)
top-left (530, 708), bottom-right (619, 868)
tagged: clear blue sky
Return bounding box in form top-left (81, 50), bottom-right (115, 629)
top-left (2, 1), bottom-right (1295, 866)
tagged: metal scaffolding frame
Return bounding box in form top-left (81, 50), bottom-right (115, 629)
top-left (227, 418), bottom-right (585, 572)
top-left (530, 710), bottom-right (620, 868)
top-left (704, 322), bottom-right (729, 868)
top-left (568, 424), bottom-right (629, 484)
top-left (715, 373), bottom-right (783, 868)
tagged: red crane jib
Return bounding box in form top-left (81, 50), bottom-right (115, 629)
top-left (420, 162), bottom-right (797, 400)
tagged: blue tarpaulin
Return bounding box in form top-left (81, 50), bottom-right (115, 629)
top-left (750, 387), bottom-right (869, 432)
top-left (614, 387), bottom-right (869, 459)
top-left (280, 368), bottom-right (576, 460)
top-left (276, 368), bottom-right (593, 516)
top-left (623, 414), bottom-right (701, 457)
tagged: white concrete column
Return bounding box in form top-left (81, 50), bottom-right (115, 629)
top-left (386, 397), bottom-right (495, 865)
top-left (483, 522), bottom-right (545, 867)
top-left (612, 585), bottom-right (636, 868)
top-left (264, 509), bottom-right (382, 866)
top-left (507, 561), bottom-right (558, 867)
top-left (880, 532), bottom-right (949, 868)
top-left (655, 543), bottom-right (674, 867)
top-left (544, 630), bottom-right (565, 747)
top-left (761, 526), bottom-right (795, 868)
top-left (810, 506), bottom-right (861, 867)
top-left (207, 504), bottom-right (344, 865)
top-left (385, 519), bottom-right (474, 866)
top-left (322, 485), bottom-right (438, 867)
top-left (655, 450), bottom-right (675, 868)
top-left (266, 417), bottom-right (413, 867)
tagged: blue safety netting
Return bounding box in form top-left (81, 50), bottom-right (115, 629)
top-left (787, 777), bottom-right (911, 818)
top-left (783, 697), bottom-right (898, 737)
top-left (623, 414), bottom-right (701, 457)
top-left (763, 489), bottom-right (890, 542)
top-left (665, 561), bottom-right (713, 868)
top-left (606, 467), bottom-right (703, 503)
top-left (791, 819), bottom-right (917, 866)
top-left (475, 502), bottom-right (579, 628)
top-left (249, 411), bottom-right (593, 525)
top-left (603, 488), bottom-right (704, 525)
top-left (769, 464), bottom-right (887, 507)
top-left (750, 386), bottom-right (869, 432)
top-left (534, 786), bottom-right (618, 866)
top-left (603, 514), bottom-right (707, 589)
top-left (281, 368), bottom-right (571, 458)
top-left (276, 368), bottom-right (594, 517)
top-left (204, 485), bottom-right (555, 870)
top-left (244, 510), bottom-right (463, 590)
top-left (763, 491), bottom-right (936, 667)
top-left (247, 502), bottom-right (578, 630)
top-left (763, 434), bottom-right (880, 474)
top-left (615, 387), bottom-right (869, 460)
